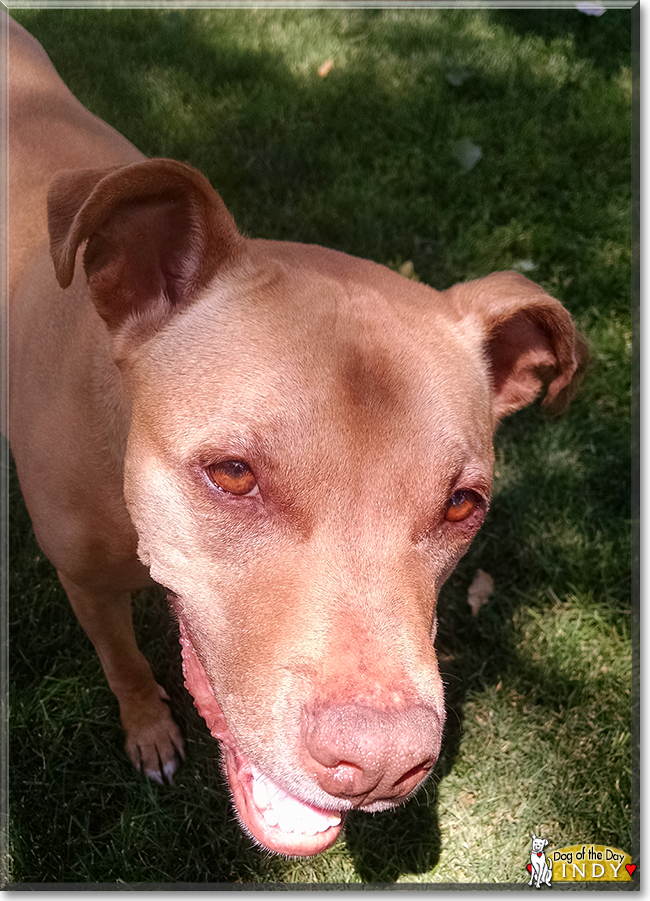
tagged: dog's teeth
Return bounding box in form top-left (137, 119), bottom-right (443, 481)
top-left (276, 813), bottom-right (296, 834)
top-left (262, 807), bottom-right (279, 827)
top-left (313, 813), bottom-right (336, 833)
top-left (252, 776), bottom-right (270, 809)
top-left (251, 768), bottom-right (342, 835)
top-left (276, 792), bottom-right (302, 815)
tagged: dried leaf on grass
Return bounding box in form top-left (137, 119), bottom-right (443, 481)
top-left (515, 259), bottom-right (536, 272)
top-left (467, 569), bottom-right (493, 616)
top-left (446, 67), bottom-right (472, 86)
top-left (318, 59), bottom-right (334, 78)
top-left (453, 137), bottom-right (482, 172)
top-left (576, 1), bottom-right (606, 15)
top-left (398, 260), bottom-right (418, 280)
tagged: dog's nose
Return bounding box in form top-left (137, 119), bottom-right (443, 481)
top-left (304, 703), bottom-right (442, 806)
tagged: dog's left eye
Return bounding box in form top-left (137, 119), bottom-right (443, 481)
top-left (206, 460), bottom-right (259, 497)
top-left (445, 489), bottom-right (482, 522)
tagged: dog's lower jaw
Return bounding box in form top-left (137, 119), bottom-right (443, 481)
top-left (223, 749), bottom-right (345, 857)
top-left (175, 606), bottom-right (346, 856)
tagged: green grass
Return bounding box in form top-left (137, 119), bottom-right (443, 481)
top-left (6, 7), bottom-right (633, 886)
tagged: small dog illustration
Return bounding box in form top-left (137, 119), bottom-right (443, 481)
top-left (529, 834), bottom-right (553, 888)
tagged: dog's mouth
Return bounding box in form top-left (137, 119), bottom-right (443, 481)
top-left (175, 610), bottom-right (345, 856)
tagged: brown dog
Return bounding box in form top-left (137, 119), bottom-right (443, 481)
top-left (7, 14), bottom-right (586, 857)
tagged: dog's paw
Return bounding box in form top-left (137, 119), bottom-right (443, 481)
top-left (123, 684), bottom-right (185, 784)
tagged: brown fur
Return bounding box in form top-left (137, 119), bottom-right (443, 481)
top-left (6, 12), bottom-right (587, 855)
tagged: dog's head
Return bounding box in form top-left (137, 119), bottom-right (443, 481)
top-left (49, 160), bottom-right (586, 856)
top-left (531, 834), bottom-right (549, 854)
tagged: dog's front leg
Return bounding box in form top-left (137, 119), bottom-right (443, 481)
top-left (57, 572), bottom-right (184, 783)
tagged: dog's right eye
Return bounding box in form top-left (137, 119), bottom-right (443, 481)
top-left (445, 489), bottom-right (483, 522)
top-left (206, 460), bottom-right (259, 497)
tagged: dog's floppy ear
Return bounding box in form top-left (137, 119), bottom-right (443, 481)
top-left (48, 159), bottom-right (244, 334)
top-left (442, 271), bottom-right (588, 423)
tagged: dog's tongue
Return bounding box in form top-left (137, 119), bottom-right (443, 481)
top-left (175, 613), bottom-right (344, 856)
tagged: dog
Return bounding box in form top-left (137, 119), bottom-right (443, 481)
top-left (529, 835), bottom-right (553, 888)
top-left (6, 13), bottom-right (586, 857)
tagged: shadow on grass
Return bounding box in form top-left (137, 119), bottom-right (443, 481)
top-left (489, 8), bottom-right (632, 79)
top-left (7, 5), bottom-right (631, 886)
top-left (16, 6), bottom-right (632, 293)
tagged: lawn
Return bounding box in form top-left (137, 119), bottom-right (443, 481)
top-left (5, 5), bottom-right (634, 886)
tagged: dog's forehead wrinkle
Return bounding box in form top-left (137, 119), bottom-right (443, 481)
top-left (132, 351), bottom-right (488, 495)
top-left (129, 265), bottom-right (496, 484)
top-left (139, 252), bottom-right (464, 387)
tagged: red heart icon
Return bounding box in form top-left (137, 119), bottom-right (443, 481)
top-left (526, 864), bottom-right (532, 873)
top-left (626, 864), bottom-right (636, 876)
top-left (537, 851), bottom-right (543, 857)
